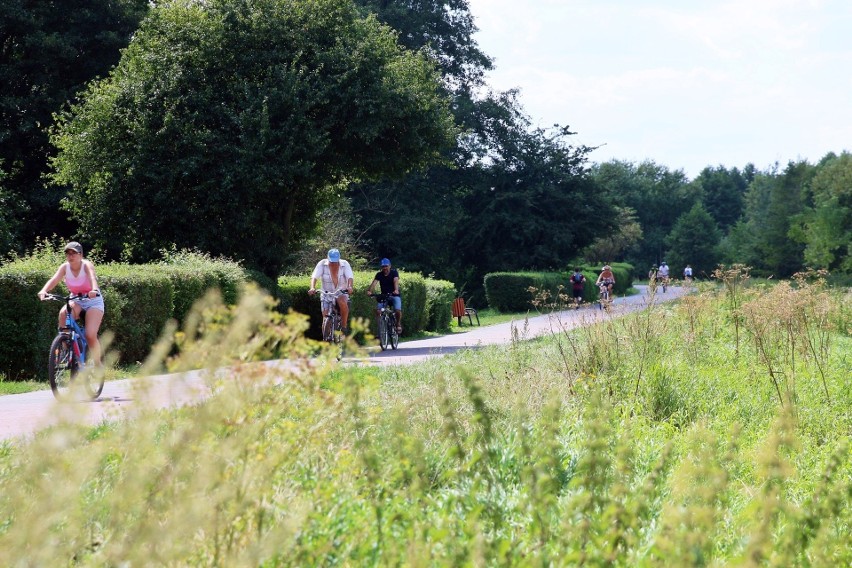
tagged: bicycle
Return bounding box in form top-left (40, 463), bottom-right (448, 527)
top-left (370, 293), bottom-right (399, 351)
top-left (597, 282), bottom-right (613, 311)
top-left (319, 289), bottom-right (347, 344)
top-left (44, 292), bottom-right (104, 400)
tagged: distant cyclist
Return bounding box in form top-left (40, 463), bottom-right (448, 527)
top-left (367, 258), bottom-right (402, 333)
top-left (569, 267), bottom-right (586, 309)
top-left (308, 248), bottom-right (354, 334)
top-left (595, 265), bottom-right (615, 298)
top-left (683, 264), bottom-right (694, 283)
top-left (658, 261), bottom-right (670, 290)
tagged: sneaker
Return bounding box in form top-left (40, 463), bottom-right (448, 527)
top-left (396, 325), bottom-right (402, 334)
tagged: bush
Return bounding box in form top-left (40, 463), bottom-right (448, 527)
top-left (425, 278), bottom-right (456, 331)
top-left (483, 272), bottom-right (566, 312)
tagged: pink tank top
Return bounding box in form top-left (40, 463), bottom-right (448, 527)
top-left (65, 263), bottom-right (92, 295)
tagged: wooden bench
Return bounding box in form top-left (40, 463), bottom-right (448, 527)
top-left (451, 297), bottom-right (480, 326)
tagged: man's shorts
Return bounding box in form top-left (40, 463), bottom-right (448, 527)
top-left (378, 295), bottom-right (402, 311)
top-left (572, 287), bottom-right (584, 299)
top-left (321, 292), bottom-right (349, 312)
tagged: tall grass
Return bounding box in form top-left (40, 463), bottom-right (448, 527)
top-left (1, 280), bottom-right (850, 565)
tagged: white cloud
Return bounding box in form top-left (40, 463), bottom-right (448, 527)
top-left (467, 0), bottom-right (852, 176)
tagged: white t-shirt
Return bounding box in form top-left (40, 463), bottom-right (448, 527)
top-left (311, 259), bottom-right (353, 292)
top-left (658, 264), bottom-right (670, 277)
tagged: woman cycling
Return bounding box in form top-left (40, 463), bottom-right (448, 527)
top-left (595, 265), bottom-right (616, 299)
top-left (37, 241), bottom-right (104, 366)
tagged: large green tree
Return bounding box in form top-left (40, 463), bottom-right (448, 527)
top-left (591, 160), bottom-right (698, 269)
top-left (664, 202), bottom-right (721, 276)
top-left (793, 152), bottom-right (852, 272)
top-left (50, 0), bottom-right (456, 277)
top-left (691, 164), bottom-right (752, 231)
top-left (0, 0), bottom-right (149, 251)
top-left (722, 161), bottom-right (813, 277)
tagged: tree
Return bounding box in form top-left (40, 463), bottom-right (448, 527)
top-left (591, 160), bottom-right (698, 269)
top-left (721, 161), bottom-right (813, 277)
top-left (691, 165), bottom-right (749, 231)
top-left (0, 0), bottom-right (149, 248)
top-left (794, 152), bottom-right (852, 272)
top-left (664, 202), bottom-right (721, 276)
top-left (50, 0), bottom-right (456, 277)
top-left (582, 206), bottom-right (643, 263)
top-left (457, 108), bottom-right (610, 277)
top-left (354, 0), bottom-right (492, 92)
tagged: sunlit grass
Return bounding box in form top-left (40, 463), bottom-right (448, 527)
top-left (1, 278), bottom-right (850, 565)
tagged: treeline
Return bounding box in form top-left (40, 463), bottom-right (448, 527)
top-left (2, 0), bottom-right (849, 300)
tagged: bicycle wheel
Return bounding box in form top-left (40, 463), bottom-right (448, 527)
top-left (662, 280), bottom-right (667, 293)
top-left (378, 315), bottom-right (389, 350)
top-left (322, 314), bottom-right (334, 342)
top-left (389, 318), bottom-right (399, 350)
top-left (48, 334), bottom-right (76, 398)
top-left (82, 354), bottom-right (105, 399)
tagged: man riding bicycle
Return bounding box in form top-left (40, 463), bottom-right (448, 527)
top-left (367, 258), bottom-right (402, 333)
top-left (308, 248), bottom-right (354, 335)
top-left (658, 261), bottom-right (670, 290)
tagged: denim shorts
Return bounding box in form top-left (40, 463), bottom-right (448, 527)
top-left (377, 296), bottom-right (402, 311)
top-left (73, 294), bottom-right (105, 314)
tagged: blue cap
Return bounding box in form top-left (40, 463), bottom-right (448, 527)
top-left (380, 258), bottom-right (391, 266)
top-left (327, 248), bottom-right (340, 262)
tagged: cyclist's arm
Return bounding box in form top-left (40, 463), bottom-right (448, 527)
top-left (368, 279), bottom-right (378, 295)
top-left (392, 275), bottom-right (400, 295)
top-left (84, 261), bottom-right (101, 298)
top-left (308, 276), bottom-right (319, 294)
top-left (38, 264), bottom-right (66, 300)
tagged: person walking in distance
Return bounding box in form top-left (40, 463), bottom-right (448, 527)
top-left (308, 248), bottom-right (354, 334)
top-left (367, 258), bottom-right (403, 333)
top-left (569, 267), bottom-right (586, 309)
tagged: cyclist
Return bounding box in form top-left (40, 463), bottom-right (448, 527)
top-left (683, 264), bottom-right (694, 283)
top-left (37, 241), bottom-right (104, 366)
top-left (658, 261), bottom-right (670, 290)
top-left (308, 248), bottom-right (354, 334)
top-left (595, 265), bottom-right (615, 299)
top-left (569, 267), bottom-right (586, 309)
top-left (648, 264), bottom-right (658, 282)
top-left (367, 258), bottom-right (402, 333)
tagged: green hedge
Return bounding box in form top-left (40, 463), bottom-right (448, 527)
top-left (483, 272), bottom-right (566, 312)
top-left (0, 250), bottom-right (249, 380)
top-left (425, 278), bottom-right (456, 331)
top-left (485, 265), bottom-right (635, 311)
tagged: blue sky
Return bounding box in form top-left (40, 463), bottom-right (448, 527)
top-left (466, 0), bottom-right (852, 178)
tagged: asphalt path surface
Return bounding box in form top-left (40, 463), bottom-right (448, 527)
top-left (1, 285), bottom-right (687, 442)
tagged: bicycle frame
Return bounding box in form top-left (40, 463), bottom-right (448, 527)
top-left (319, 289), bottom-right (347, 343)
top-left (49, 293), bottom-right (89, 367)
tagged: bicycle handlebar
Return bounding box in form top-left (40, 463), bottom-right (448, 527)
top-left (43, 292), bottom-right (100, 302)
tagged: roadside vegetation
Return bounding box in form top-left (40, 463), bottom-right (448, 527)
top-left (1, 270), bottom-right (849, 565)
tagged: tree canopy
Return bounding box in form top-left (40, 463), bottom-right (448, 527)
top-left (50, 0), bottom-right (456, 277)
top-left (0, 0), bottom-right (149, 248)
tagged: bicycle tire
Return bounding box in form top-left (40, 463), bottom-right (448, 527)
top-left (48, 335), bottom-right (76, 398)
top-left (322, 314), bottom-right (334, 342)
top-left (378, 315), bottom-right (389, 350)
top-left (83, 361), bottom-right (105, 399)
top-left (389, 319), bottom-right (399, 350)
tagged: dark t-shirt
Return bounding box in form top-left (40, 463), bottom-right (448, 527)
top-left (570, 272), bottom-right (585, 290)
top-left (373, 269), bottom-right (400, 295)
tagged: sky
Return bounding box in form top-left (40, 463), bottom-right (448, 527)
top-left (465, 0), bottom-right (852, 179)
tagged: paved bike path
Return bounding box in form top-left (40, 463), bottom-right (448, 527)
top-left (0, 286), bottom-right (686, 442)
